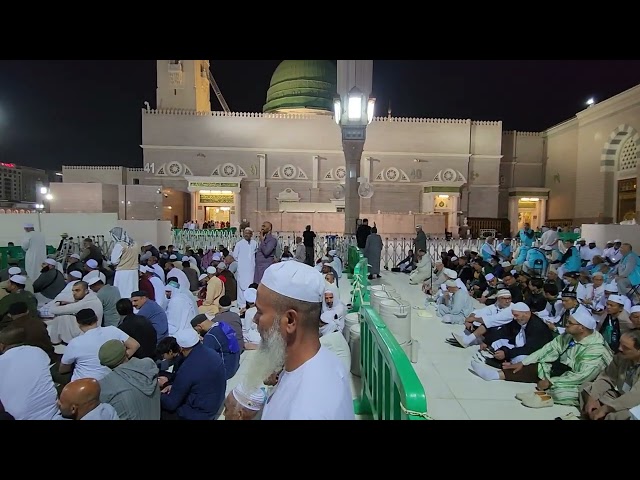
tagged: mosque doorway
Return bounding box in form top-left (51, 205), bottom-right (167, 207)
top-left (617, 178), bottom-right (637, 222)
top-left (205, 206), bottom-right (231, 225)
top-left (517, 198), bottom-right (542, 231)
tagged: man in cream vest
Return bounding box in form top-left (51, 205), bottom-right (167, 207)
top-left (109, 227), bottom-right (139, 299)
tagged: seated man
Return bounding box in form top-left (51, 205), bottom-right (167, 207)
top-left (32, 258), bottom-right (66, 306)
top-left (436, 280), bottom-right (475, 325)
top-left (44, 281), bottom-right (104, 345)
top-left (156, 336), bottom-right (183, 385)
top-left (322, 291), bottom-right (346, 333)
top-left (391, 250), bottom-right (415, 273)
top-left (159, 328), bottom-right (227, 420)
top-left (472, 303), bottom-right (553, 367)
top-left (319, 311), bottom-right (351, 373)
top-left (579, 330), bottom-right (640, 420)
top-left (191, 313), bottom-right (240, 380)
top-left (408, 250), bottom-right (431, 285)
top-left (449, 289), bottom-right (513, 348)
top-left (57, 378), bottom-right (120, 420)
top-left (0, 275), bottom-right (38, 331)
top-left (469, 306), bottom-right (613, 409)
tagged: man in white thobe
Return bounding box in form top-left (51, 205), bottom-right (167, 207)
top-left (437, 280), bottom-right (475, 325)
top-left (109, 227), bottom-right (139, 299)
top-left (164, 284), bottom-right (197, 336)
top-left (21, 223), bottom-right (47, 281)
top-left (232, 227), bottom-right (258, 309)
top-left (322, 290), bottom-right (347, 333)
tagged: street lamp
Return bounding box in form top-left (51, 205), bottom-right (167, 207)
top-left (334, 62), bottom-right (375, 234)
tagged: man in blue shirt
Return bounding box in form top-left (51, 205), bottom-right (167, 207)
top-left (159, 328), bottom-right (226, 420)
top-left (191, 313), bottom-right (240, 380)
top-left (130, 290), bottom-right (168, 342)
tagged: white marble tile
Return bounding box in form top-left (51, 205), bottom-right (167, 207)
top-left (458, 399), bottom-right (579, 420)
top-left (412, 362), bottom-right (455, 400)
top-left (424, 399), bottom-right (470, 420)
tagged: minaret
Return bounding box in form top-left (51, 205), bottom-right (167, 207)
top-left (155, 60), bottom-right (211, 112)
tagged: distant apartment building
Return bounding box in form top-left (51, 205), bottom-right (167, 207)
top-left (0, 162), bottom-right (60, 211)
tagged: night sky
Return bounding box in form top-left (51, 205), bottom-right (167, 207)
top-left (1, 60), bottom-right (639, 171)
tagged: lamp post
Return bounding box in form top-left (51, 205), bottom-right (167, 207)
top-left (334, 60), bottom-right (375, 235)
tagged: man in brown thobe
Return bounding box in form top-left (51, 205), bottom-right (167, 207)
top-left (580, 330), bottom-right (640, 420)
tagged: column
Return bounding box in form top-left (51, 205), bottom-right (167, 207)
top-left (508, 197), bottom-right (519, 236)
top-left (258, 154), bottom-right (266, 188)
top-left (310, 155), bottom-right (320, 202)
top-left (421, 192), bottom-right (434, 214)
top-left (257, 154), bottom-right (268, 216)
top-left (538, 198), bottom-right (547, 227)
top-left (449, 196), bottom-right (460, 232)
top-left (231, 192), bottom-right (240, 226)
top-left (343, 141), bottom-right (363, 235)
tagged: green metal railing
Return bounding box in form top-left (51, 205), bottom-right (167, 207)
top-left (346, 245), bottom-right (363, 278)
top-left (0, 245), bottom-right (57, 270)
top-left (349, 257), bottom-right (429, 420)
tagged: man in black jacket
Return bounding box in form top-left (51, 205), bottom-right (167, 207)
top-left (476, 302), bottom-right (554, 370)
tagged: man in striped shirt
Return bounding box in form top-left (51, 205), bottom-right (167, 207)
top-left (471, 305), bottom-right (613, 408)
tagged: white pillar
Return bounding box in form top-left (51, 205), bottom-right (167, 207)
top-left (422, 193), bottom-right (434, 214)
top-left (258, 154), bottom-right (266, 188)
top-left (231, 192), bottom-right (240, 226)
top-left (449, 196), bottom-right (460, 231)
top-left (508, 197), bottom-right (519, 236)
top-left (539, 198), bottom-right (547, 226)
top-left (312, 155), bottom-right (319, 189)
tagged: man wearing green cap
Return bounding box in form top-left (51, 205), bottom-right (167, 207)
top-left (97, 339), bottom-right (161, 420)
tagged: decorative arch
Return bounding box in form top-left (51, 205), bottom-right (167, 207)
top-left (600, 124), bottom-right (640, 173)
top-left (271, 164), bottom-right (308, 180)
top-left (211, 164), bottom-right (247, 177)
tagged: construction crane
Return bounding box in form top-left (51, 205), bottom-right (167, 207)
top-left (205, 64), bottom-right (231, 113)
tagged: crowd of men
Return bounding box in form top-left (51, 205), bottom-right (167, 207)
top-left (425, 224), bottom-right (640, 420)
top-left (0, 222), bottom-right (355, 420)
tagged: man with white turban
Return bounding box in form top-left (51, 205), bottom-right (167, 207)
top-left (470, 306), bottom-right (613, 409)
top-left (436, 280), bottom-right (475, 325)
top-left (224, 261), bottom-right (355, 420)
top-left (109, 227), bottom-right (139, 299)
top-left (322, 290), bottom-right (346, 333)
top-left (21, 223), bottom-right (47, 281)
top-left (164, 282), bottom-right (197, 336)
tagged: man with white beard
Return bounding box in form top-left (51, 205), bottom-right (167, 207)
top-left (232, 228), bottom-right (258, 309)
top-left (21, 223), bottom-right (47, 281)
top-left (224, 261), bottom-right (354, 420)
top-left (109, 227), bottom-right (139, 299)
top-left (164, 282), bottom-right (197, 336)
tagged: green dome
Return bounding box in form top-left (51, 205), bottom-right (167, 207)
top-left (263, 60), bottom-right (337, 114)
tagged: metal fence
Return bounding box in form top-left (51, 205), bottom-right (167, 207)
top-left (171, 230), bottom-right (498, 270)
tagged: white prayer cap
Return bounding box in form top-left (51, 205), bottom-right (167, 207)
top-left (217, 263), bottom-right (227, 270)
top-left (577, 238), bottom-right (585, 242)
top-left (232, 383), bottom-right (266, 412)
top-left (485, 273), bottom-right (495, 281)
top-left (23, 223), bottom-right (34, 228)
top-left (587, 240), bottom-right (596, 244)
top-left (605, 282), bottom-right (618, 292)
top-left (328, 250), bottom-right (337, 256)
top-left (321, 256), bottom-right (330, 262)
top-left (86, 259), bottom-right (98, 269)
top-left (244, 287), bottom-right (257, 304)
top-left (197, 274), bottom-right (208, 282)
top-left (435, 259), bottom-right (443, 265)
top-left (169, 254), bottom-right (178, 260)
top-left (281, 257), bottom-right (292, 262)
top-left (69, 270), bottom-right (83, 279)
top-left (451, 256), bottom-right (458, 261)
top-left (440, 284), bottom-right (447, 291)
top-left (445, 279), bottom-right (457, 288)
top-left (143, 241), bottom-right (152, 247)
top-left (206, 266), bottom-right (216, 274)
top-left (570, 306), bottom-right (596, 330)
top-left (511, 302), bottom-right (530, 312)
top-left (9, 275), bottom-right (26, 285)
top-left (443, 268), bottom-right (457, 279)
top-left (175, 328), bottom-right (200, 349)
top-left (87, 276), bottom-right (102, 286)
top-left (607, 240), bottom-right (614, 244)
top-left (164, 284), bottom-right (176, 292)
top-left (244, 227), bottom-right (253, 232)
top-left (592, 272), bottom-right (604, 278)
top-left (540, 245), bottom-right (553, 251)
top-left (614, 239), bottom-right (622, 243)
top-left (45, 258), bottom-right (57, 266)
top-left (261, 261), bottom-right (326, 303)
top-left (70, 253), bottom-right (81, 260)
top-left (323, 262), bottom-right (332, 267)
top-left (510, 269), bottom-right (517, 276)
top-left (608, 294), bottom-right (625, 305)
top-left (320, 310), bottom-right (337, 324)
top-left (212, 253), bottom-right (222, 261)
top-left (8, 267), bottom-right (21, 275)
top-left (630, 305), bottom-right (640, 314)
top-left (139, 266), bottom-right (147, 273)
top-left (500, 261), bottom-right (511, 268)
top-left (496, 289), bottom-right (511, 298)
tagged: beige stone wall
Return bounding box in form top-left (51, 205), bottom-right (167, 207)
top-left (543, 120), bottom-right (579, 220)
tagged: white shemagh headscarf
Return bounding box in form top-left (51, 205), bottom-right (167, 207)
top-left (109, 227), bottom-right (134, 246)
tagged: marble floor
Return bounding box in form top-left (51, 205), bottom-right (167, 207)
top-left (357, 270), bottom-right (580, 420)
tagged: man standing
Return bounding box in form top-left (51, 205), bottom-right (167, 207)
top-left (232, 228), bottom-right (257, 309)
top-left (109, 227), bottom-right (139, 299)
top-left (21, 223), bottom-right (46, 281)
top-left (228, 261), bottom-right (355, 420)
top-left (302, 225), bottom-right (316, 266)
top-left (254, 222), bottom-right (277, 284)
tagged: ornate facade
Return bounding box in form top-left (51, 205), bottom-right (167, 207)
top-left (54, 60), bottom-right (640, 236)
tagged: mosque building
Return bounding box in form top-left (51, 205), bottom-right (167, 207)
top-left (53, 60), bottom-right (640, 236)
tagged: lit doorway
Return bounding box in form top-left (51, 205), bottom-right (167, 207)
top-left (617, 178), bottom-right (637, 222)
top-left (205, 206), bottom-right (231, 225)
top-left (517, 198), bottom-right (541, 231)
